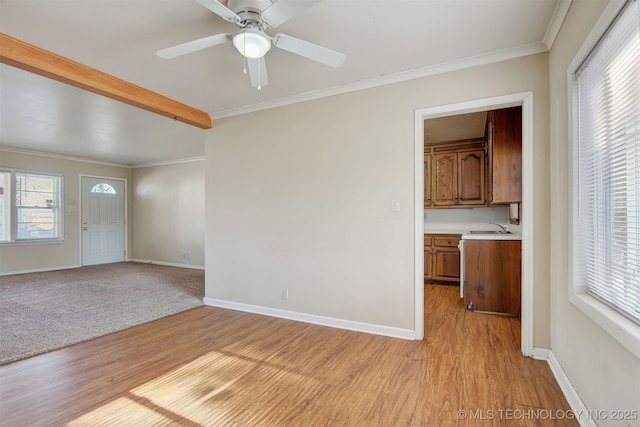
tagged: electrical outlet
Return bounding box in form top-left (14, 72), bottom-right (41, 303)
top-left (282, 289), bottom-right (289, 300)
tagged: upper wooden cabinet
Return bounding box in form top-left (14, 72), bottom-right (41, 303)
top-left (457, 150), bottom-right (486, 206)
top-left (423, 153), bottom-right (432, 208)
top-left (424, 108), bottom-right (522, 209)
top-left (425, 141), bottom-right (486, 208)
top-left (487, 107), bottom-right (522, 204)
top-left (432, 152), bottom-right (457, 206)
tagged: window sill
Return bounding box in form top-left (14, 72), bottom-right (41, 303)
top-left (570, 293), bottom-right (640, 359)
top-left (0, 239), bottom-right (64, 246)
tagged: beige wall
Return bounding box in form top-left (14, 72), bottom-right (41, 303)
top-left (0, 149), bottom-right (132, 273)
top-left (131, 160), bottom-right (205, 267)
top-left (549, 0), bottom-right (640, 417)
top-left (205, 53), bottom-right (550, 343)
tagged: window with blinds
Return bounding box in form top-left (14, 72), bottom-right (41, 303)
top-left (15, 172), bottom-right (61, 240)
top-left (0, 170), bottom-right (63, 242)
top-left (573, 0), bottom-right (640, 324)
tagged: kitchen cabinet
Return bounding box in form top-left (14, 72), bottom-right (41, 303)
top-left (424, 234), bottom-right (460, 283)
top-left (457, 150), bottom-right (486, 206)
top-left (432, 150), bottom-right (485, 207)
top-left (487, 107), bottom-right (522, 204)
top-left (464, 239), bottom-right (521, 315)
top-left (425, 140), bottom-right (486, 208)
top-left (432, 152), bottom-right (456, 206)
top-left (423, 153), bottom-right (432, 208)
top-left (423, 235), bottom-right (433, 280)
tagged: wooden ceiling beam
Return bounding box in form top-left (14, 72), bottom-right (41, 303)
top-left (0, 33), bottom-right (212, 129)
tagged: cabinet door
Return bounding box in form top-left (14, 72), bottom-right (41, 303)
top-left (423, 247), bottom-right (433, 280)
top-left (424, 154), bottom-right (432, 207)
top-left (490, 107), bottom-right (522, 204)
top-left (433, 248), bottom-right (460, 281)
top-left (458, 149), bottom-right (486, 206)
top-left (464, 240), bottom-right (521, 315)
top-left (432, 153), bottom-right (457, 206)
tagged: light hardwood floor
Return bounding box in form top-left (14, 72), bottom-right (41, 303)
top-left (0, 285), bottom-right (577, 426)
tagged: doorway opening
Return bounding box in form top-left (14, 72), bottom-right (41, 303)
top-left (414, 92), bottom-right (535, 357)
top-left (80, 175), bottom-right (127, 266)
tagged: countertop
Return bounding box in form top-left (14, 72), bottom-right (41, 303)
top-left (424, 229), bottom-right (522, 240)
top-left (423, 229), bottom-right (469, 235)
top-left (460, 232), bottom-right (522, 241)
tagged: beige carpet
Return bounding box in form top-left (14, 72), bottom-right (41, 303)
top-left (0, 262), bottom-right (204, 365)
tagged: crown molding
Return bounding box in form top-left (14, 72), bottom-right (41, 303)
top-left (131, 157), bottom-right (205, 168)
top-left (543, 0), bottom-right (573, 50)
top-left (0, 146), bottom-right (131, 168)
top-left (0, 146), bottom-right (206, 169)
top-left (211, 42), bottom-right (548, 119)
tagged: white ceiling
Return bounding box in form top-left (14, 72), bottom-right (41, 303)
top-left (424, 111), bottom-right (487, 145)
top-left (0, 0), bottom-right (568, 166)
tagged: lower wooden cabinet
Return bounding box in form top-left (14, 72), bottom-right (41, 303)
top-left (463, 239), bottom-right (521, 315)
top-left (424, 234), bottom-right (460, 283)
top-left (423, 236), bottom-right (433, 280)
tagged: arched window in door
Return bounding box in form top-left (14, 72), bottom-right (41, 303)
top-left (90, 183), bottom-right (117, 194)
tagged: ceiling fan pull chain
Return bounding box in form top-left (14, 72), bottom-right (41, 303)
top-left (257, 61), bottom-right (262, 90)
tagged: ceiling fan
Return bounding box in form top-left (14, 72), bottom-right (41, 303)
top-left (156, 0), bottom-right (346, 89)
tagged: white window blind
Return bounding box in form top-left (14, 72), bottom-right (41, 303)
top-left (14, 172), bottom-right (61, 240)
top-left (574, 0), bottom-right (640, 324)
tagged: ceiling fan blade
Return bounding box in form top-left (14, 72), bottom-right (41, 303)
top-left (193, 0), bottom-right (240, 22)
top-left (247, 57), bottom-right (268, 88)
top-left (261, 0), bottom-right (322, 27)
top-left (156, 33), bottom-right (229, 59)
top-left (273, 33), bottom-right (345, 68)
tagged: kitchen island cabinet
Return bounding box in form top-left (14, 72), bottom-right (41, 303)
top-left (463, 239), bottom-right (521, 315)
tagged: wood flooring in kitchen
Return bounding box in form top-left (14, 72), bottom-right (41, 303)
top-left (0, 284), bottom-right (577, 426)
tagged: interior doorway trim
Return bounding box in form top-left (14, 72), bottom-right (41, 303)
top-left (78, 174), bottom-right (128, 266)
top-left (414, 92), bottom-right (534, 357)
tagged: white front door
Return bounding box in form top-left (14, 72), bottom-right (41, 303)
top-left (81, 176), bottom-right (126, 266)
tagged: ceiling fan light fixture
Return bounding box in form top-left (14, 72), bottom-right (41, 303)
top-left (233, 29), bottom-right (271, 59)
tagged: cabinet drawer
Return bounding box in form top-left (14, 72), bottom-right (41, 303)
top-left (433, 237), bottom-right (459, 247)
top-left (424, 236), bottom-right (433, 246)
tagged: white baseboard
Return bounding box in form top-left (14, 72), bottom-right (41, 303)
top-left (0, 264), bottom-right (80, 276)
top-left (531, 347), bottom-right (550, 360)
top-left (547, 350), bottom-right (597, 427)
top-left (203, 297), bottom-right (417, 340)
top-left (0, 260), bottom-right (204, 276)
top-left (129, 259), bottom-right (205, 270)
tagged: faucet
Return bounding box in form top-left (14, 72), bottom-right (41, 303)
top-left (489, 222), bottom-right (508, 234)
